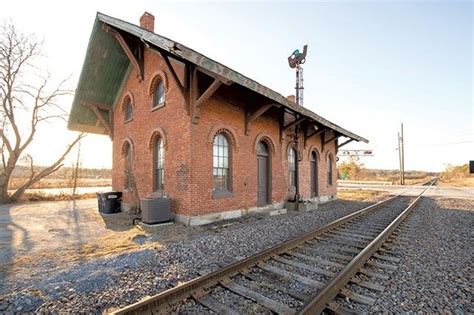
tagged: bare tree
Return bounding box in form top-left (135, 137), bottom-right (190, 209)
top-left (0, 22), bottom-right (84, 203)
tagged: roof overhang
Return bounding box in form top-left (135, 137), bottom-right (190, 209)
top-left (68, 12), bottom-right (368, 143)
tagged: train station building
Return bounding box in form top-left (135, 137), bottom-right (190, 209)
top-left (68, 12), bottom-right (368, 225)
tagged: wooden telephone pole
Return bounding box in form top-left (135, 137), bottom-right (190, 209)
top-left (398, 123), bottom-right (405, 185)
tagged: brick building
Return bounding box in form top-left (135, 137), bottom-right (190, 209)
top-left (68, 12), bottom-right (368, 225)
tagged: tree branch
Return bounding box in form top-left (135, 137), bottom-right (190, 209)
top-left (10, 133), bottom-right (85, 201)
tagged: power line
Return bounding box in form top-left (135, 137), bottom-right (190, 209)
top-left (410, 140), bottom-right (474, 148)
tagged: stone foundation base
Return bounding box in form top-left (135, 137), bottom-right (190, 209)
top-left (172, 196), bottom-right (336, 226)
top-left (285, 200), bottom-right (318, 212)
top-left (173, 202), bottom-right (286, 226)
top-left (308, 194), bottom-right (337, 204)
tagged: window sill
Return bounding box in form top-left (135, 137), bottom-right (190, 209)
top-left (124, 118), bottom-right (133, 124)
top-left (212, 190), bottom-right (234, 199)
top-left (150, 102), bottom-right (166, 112)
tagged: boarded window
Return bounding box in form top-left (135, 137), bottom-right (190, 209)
top-left (327, 153), bottom-right (333, 186)
top-left (124, 97), bottom-right (133, 122)
top-left (123, 143), bottom-right (133, 190)
top-left (213, 133), bottom-right (230, 192)
top-left (288, 147), bottom-right (296, 188)
top-left (154, 137), bottom-right (164, 191)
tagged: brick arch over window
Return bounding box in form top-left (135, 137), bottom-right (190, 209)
top-left (148, 70), bottom-right (168, 96)
top-left (253, 133), bottom-right (276, 155)
top-left (307, 145), bottom-right (320, 161)
top-left (285, 139), bottom-right (302, 160)
top-left (121, 138), bottom-right (134, 157)
top-left (147, 127), bottom-right (168, 150)
top-left (121, 92), bottom-right (134, 121)
top-left (207, 126), bottom-right (239, 152)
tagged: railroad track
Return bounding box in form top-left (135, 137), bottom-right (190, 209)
top-left (111, 180), bottom-right (435, 314)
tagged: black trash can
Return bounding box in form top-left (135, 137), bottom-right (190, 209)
top-left (97, 192), bottom-right (122, 214)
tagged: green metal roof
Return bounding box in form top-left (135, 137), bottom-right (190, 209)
top-left (68, 12), bottom-right (368, 143)
top-left (68, 15), bottom-right (130, 134)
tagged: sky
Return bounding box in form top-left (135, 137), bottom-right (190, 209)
top-left (1, 0), bottom-right (472, 172)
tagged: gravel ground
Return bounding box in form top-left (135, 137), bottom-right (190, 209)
top-left (0, 198), bottom-right (373, 313)
top-left (370, 197), bottom-right (473, 313)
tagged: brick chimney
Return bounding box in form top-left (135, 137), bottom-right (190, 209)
top-left (140, 12), bottom-right (155, 32)
top-left (287, 95), bottom-right (296, 103)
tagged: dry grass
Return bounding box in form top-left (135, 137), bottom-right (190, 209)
top-left (9, 178), bottom-right (111, 190)
top-left (3, 225), bottom-right (161, 275)
top-left (438, 177), bottom-right (474, 187)
top-left (77, 228), bottom-right (162, 259)
top-left (438, 164), bottom-right (473, 187)
top-left (21, 192), bottom-right (97, 202)
top-left (337, 189), bottom-right (388, 202)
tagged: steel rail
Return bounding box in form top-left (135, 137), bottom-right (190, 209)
top-left (110, 194), bottom-right (402, 314)
top-left (298, 178), bottom-right (436, 314)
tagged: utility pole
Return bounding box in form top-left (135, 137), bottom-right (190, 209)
top-left (397, 124), bottom-right (406, 185)
top-left (398, 132), bottom-right (403, 185)
top-left (401, 123), bottom-right (405, 185)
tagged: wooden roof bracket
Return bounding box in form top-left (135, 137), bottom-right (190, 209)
top-left (304, 125), bottom-right (327, 148)
top-left (338, 138), bottom-right (354, 149)
top-left (283, 117), bottom-right (306, 131)
top-left (191, 69), bottom-right (223, 124)
top-left (158, 50), bottom-right (185, 100)
top-left (322, 132), bottom-right (340, 153)
top-left (81, 101), bottom-right (113, 139)
top-left (245, 103), bottom-right (280, 135)
top-left (324, 134), bottom-right (340, 145)
top-left (197, 66), bottom-right (232, 86)
top-left (103, 24), bottom-right (144, 81)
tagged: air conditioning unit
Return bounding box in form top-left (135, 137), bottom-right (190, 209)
top-left (140, 197), bottom-right (171, 224)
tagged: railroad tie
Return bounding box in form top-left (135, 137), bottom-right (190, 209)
top-left (242, 272), bottom-right (310, 302)
top-left (272, 256), bottom-right (336, 277)
top-left (367, 260), bottom-right (398, 271)
top-left (359, 268), bottom-right (390, 280)
top-left (349, 277), bottom-right (385, 292)
top-left (373, 252), bottom-right (401, 263)
top-left (338, 288), bottom-right (376, 306)
top-left (289, 252), bottom-right (346, 269)
top-left (220, 279), bottom-right (296, 314)
top-left (259, 263), bottom-right (325, 289)
top-left (191, 290), bottom-right (240, 315)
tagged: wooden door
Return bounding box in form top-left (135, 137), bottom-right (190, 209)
top-left (257, 142), bottom-right (269, 206)
top-left (310, 151), bottom-right (318, 197)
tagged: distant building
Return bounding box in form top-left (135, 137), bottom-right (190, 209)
top-left (68, 12), bottom-right (368, 225)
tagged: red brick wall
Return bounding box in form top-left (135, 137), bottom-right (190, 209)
top-left (112, 49), bottom-right (192, 213)
top-left (112, 47), bottom-right (337, 216)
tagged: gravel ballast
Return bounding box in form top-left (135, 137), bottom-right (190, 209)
top-left (1, 195), bottom-right (472, 313)
top-left (370, 197), bottom-right (473, 313)
top-left (0, 199), bottom-right (372, 313)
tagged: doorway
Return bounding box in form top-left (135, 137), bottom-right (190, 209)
top-left (310, 151), bottom-right (318, 197)
top-left (257, 141), bottom-right (270, 206)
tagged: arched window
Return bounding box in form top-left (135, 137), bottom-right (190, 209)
top-left (123, 142), bottom-right (133, 190)
top-left (288, 147), bottom-right (297, 188)
top-left (257, 141), bottom-right (268, 155)
top-left (154, 137), bottom-right (164, 191)
top-left (327, 153), bottom-right (334, 186)
top-left (153, 79), bottom-right (165, 108)
top-left (213, 133), bottom-right (231, 192)
top-left (123, 96), bottom-right (133, 122)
